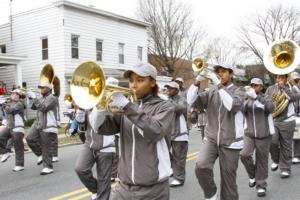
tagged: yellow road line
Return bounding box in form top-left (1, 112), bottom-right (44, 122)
top-left (49, 188), bottom-right (88, 200)
top-left (49, 152), bottom-right (199, 200)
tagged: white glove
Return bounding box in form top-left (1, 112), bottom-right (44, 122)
top-left (195, 75), bottom-right (205, 81)
top-left (109, 93), bottom-right (130, 109)
top-left (207, 72), bottom-right (220, 85)
top-left (75, 109), bottom-right (86, 123)
top-left (246, 88), bottom-right (257, 99)
top-left (27, 91), bottom-right (36, 99)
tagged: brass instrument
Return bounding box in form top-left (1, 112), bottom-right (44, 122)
top-left (263, 39), bottom-right (300, 118)
top-left (192, 58), bottom-right (217, 79)
top-left (64, 94), bottom-right (73, 105)
top-left (40, 64), bottom-right (60, 96)
top-left (70, 61), bottom-right (137, 112)
top-left (0, 96), bottom-right (11, 105)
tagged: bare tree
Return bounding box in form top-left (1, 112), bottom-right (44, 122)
top-left (238, 5), bottom-right (300, 63)
top-left (199, 37), bottom-right (242, 67)
top-left (137, 0), bottom-right (205, 76)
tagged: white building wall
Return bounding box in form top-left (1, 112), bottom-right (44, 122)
top-left (9, 5), bottom-right (65, 118)
top-left (63, 6), bottom-right (148, 75)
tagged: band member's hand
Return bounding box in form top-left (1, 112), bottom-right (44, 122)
top-left (272, 93), bottom-right (277, 101)
top-left (27, 91), bottom-right (36, 99)
top-left (207, 72), bottom-right (220, 85)
top-left (245, 88), bottom-right (257, 99)
top-left (278, 80), bottom-right (286, 90)
top-left (194, 75), bottom-right (203, 87)
top-left (110, 93), bottom-right (130, 109)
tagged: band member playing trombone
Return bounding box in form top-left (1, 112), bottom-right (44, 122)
top-left (187, 63), bottom-right (244, 200)
top-left (240, 78), bottom-right (275, 197)
top-left (266, 74), bottom-right (300, 178)
top-left (289, 72), bottom-right (300, 164)
top-left (26, 83), bottom-right (59, 175)
top-left (165, 81), bottom-right (188, 187)
top-left (88, 63), bottom-right (175, 200)
top-left (0, 89), bottom-right (26, 172)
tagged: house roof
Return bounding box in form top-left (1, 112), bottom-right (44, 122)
top-left (53, 0), bottom-right (151, 27)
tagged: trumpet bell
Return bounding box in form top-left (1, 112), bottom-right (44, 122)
top-left (263, 39), bottom-right (300, 75)
top-left (192, 58), bottom-right (204, 72)
top-left (71, 62), bottom-right (105, 110)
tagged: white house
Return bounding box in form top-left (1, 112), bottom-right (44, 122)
top-left (0, 0), bottom-right (150, 119)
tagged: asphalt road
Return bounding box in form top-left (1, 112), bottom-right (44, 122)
top-left (1, 127), bottom-right (300, 200)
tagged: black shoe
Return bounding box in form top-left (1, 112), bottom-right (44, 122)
top-left (257, 188), bottom-right (266, 197)
top-left (249, 179), bottom-right (256, 188)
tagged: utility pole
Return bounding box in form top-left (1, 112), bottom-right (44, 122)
top-left (10, 0), bottom-right (13, 41)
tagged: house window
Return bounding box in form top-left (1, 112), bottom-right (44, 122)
top-left (0, 45), bottom-right (6, 54)
top-left (96, 39), bottom-right (103, 61)
top-left (137, 46), bottom-right (143, 61)
top-left (71, 34), bottom-right (79, 59)
top-left (41, 37), bottom-right (48, 60)
top-left (118, 43), bottom-right (125, 64)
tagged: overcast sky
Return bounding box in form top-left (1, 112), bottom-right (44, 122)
top-left (0, 0), bottom-right (299, 38)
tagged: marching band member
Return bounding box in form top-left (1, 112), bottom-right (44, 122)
top-left (93, 63), bottom-right (175, 200)
top-left (240, 78), bottom-right (275, 197)
top-left (290, 72), bottom-right (300, 164)
top-left (266, 74), bottom-right (300, 178)
top-left (164, 81), bottom-right (188, 187)
top-left (0, 89), bottom-right (26, 171)
top-left (187, 64), bottom-right (244, 200)
top-left (26, 83), bottom-right (59, 175)
top-left (175, 77), bottom-right (187, 99)
top-left (74, 107), bottom-right (115, 200)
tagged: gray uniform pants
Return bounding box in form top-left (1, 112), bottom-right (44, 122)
top-left (171, 141), bottom-right (188, 183)
top-left (50, 133), bottom-right (58, 157)
top-left (111, 135), bottom-right (119, 179)
top-left (6, 138), bottom-right (13, 151)
top-left (270, 120), bottom-right (295, 173)
top-left (0, 126), bottom-right (24, 166)
top-left (112, 179), bottom-right (169, 200)
top-left (75, 144), bottom-right (114, 200)
top-left (26, 124), bottom-right (56, 169)
top-left (195, 139), bottom-right (240, 200)
top-left (293, 140), bottom-right (300, 158)
top-left (240, 136), bottom-right (271, 189)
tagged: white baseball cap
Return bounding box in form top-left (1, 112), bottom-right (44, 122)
top-left (213, 62), bottom-right (234, 72)
top-left (164, 81), bottom-right (179, 90)
top-left (291, 72), bottom-right (300, 80)
top-left (250, 78), bottom-right (263, 85)
top-left (38, 83), bottom-right (53, 89)
top-left (106, 77), bottom-right (119, 86)
top-left (124, 63), bottom-right (157, 80)
top-left (175, 77), bottom-right (184, 83)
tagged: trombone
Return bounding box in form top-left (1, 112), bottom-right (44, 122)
top-left (70, 61), bottom-right (137, 112)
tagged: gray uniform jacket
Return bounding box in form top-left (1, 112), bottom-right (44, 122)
top-left (244, 93), bottom-right (275, 138)
top-left (4, 100), bottom-right (26, 132)
top-left (96, 95), bottom-right (175, 186)
top-left (266, 84), bottom-right (300, 122)
top-left (191, 84), bottom-right (245, 148)
top-left (31, 92), bottom-right (58, 133)
top-left (168, 94), bottom-right (188, 140)
top-left (77, 108), bottom-right (115, 152)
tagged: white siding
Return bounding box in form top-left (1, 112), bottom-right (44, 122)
top-left (63, 6), bottom-right (148, 74)
top-left (0, 24), bottom-right (13, 53)
top-left (9, 5), bottom-right (65, 118)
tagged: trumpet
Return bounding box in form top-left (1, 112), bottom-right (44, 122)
top-left (70, 61), bottom-right (137, 112)
top-left (0, 96), bottom-right (10, 105)
top-left (192, 58), bottom-right (217, 79)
